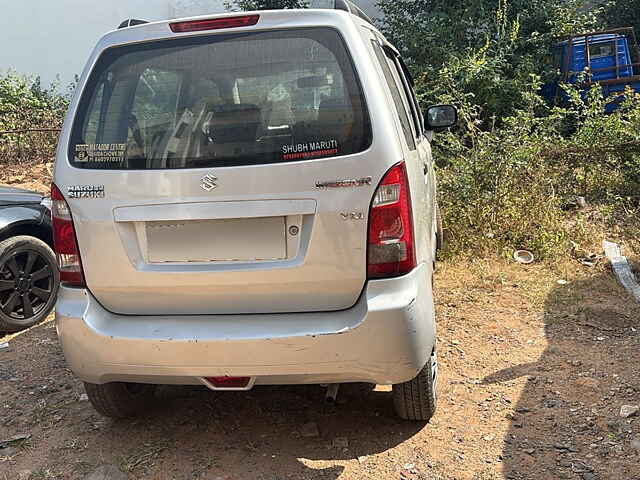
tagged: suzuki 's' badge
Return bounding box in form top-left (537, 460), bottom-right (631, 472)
top-left (201, 174), bottom-right (218, 192)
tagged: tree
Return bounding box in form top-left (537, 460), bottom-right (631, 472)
top-left (602, 0), bottom-right (640, 36)
top-left (225, 0), bottom-right (308, 10)
top-left (375, 0), bottom-right (585, 71)
top-left (375, 0), bottom-right (599, 125)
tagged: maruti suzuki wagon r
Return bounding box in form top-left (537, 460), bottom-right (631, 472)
top-left (52, 1), bottom-right (457, 421)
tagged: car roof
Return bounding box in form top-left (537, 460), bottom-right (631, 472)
top-left (99, 9), bottom-right (379, 46)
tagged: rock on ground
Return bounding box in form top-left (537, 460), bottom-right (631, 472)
top-left (85, 465), bottom-right (127, 480)
top-left (619, 405), bottom-right (639, 418)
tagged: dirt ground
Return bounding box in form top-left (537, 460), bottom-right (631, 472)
top-left (2, 259), bottom-right (640, 480)
top-left (2, 164), bottom-right (640, 480)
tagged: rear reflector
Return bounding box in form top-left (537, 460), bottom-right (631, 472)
top-left (367, 162), bottom-right (416, 278)
top-left (51, 184), bottom-right (85, 287)
top-left (170, 15), bottom-right (259, 33)
top-left (205, 376), bottom-right (251, 389)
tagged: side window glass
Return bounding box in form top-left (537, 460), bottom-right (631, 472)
top-left (396, 56), bottom-right (424, 135)
top-left (382, 48), bottom-right (419, 140)
top-left (371, 40), bottom-right (416, 150)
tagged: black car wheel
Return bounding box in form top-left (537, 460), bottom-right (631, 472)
top-left (0, 236), bottom-right (59, 332)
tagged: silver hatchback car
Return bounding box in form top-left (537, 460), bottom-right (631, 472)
top-left (52, 2), bottom-right (456, 421)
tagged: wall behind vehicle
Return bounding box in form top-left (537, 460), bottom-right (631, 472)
top-left (0, 0), bottom-right (224, 90)
top-left (0, 0), bottom-right (378, 92)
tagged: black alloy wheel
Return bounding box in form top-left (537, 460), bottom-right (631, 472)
top-left (0, 236), bottom-right (59, 332)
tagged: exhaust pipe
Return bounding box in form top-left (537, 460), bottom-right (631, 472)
top-left (325, 384), bottom-right (340, 404)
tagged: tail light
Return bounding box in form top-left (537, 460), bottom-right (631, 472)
top-left (367, 162), bottom-right (416, 278)
top-left (51, 184), bottom-right (85, 287)
top-left (170, 15), bottom-right (259, 33)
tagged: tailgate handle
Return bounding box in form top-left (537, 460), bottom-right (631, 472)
top-left (114, 200), bottom-right (317, 222)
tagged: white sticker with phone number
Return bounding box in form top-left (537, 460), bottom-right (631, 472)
top-left (75, 143), bottom-right (126, 162)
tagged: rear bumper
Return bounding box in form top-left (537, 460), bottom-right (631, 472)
top-left (55, 264), bottom-right (435, 386)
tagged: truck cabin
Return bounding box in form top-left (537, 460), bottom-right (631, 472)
top-left (542, 27), bottom-right (640, 112)
top-left (550, 28), bottom-right (640, 85)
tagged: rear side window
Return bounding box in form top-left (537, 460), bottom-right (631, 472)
top-left (69, 28), bottom-right (371, 169)
top-left (396, 56), bottom-right (424, 135)
top-left (371, 41), bottom-right (415, 150)
top-left (589, 41), bottom-right (615, 59)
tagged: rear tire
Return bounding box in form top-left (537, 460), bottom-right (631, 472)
top-left (84, 382), bottom-right (156, 418)
top-left (393, 349), bottom-right (438, 421)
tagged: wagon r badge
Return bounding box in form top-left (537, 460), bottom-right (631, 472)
top-left (316, 177), bottom-right (372, 189)
top-left (201, 173), bottom-right (218, 192)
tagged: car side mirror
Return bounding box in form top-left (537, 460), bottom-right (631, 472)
top-left (425, 104), bottom-right (458, 131)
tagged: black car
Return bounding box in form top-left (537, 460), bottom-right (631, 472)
top-left (0, 185), bottom-right (59, 332)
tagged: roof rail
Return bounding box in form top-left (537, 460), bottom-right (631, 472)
top-left (558, 26), bottom-right (636, 41)
top-left (333, 0), bottom-right (374, 25)
top-left (117, 19), bottom-right (149, 29)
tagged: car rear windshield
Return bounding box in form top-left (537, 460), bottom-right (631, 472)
top-left (68, 27), bottom-right (371, 169)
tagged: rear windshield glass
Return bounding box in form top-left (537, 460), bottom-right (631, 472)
top-left (68, 28), bottom-right (371, 169)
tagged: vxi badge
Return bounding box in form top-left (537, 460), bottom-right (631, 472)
top-left (201, 173), bottom-right (218, 192)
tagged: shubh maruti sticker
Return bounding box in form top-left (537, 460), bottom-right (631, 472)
top-left (282, 139), bottom-right (339, 160)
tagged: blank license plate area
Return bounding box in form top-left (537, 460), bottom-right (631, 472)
top-left (146, 217), bottom-right (286, 263)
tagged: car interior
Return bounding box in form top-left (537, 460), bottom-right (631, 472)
top-left (77, 30), bottom-right (370, 169)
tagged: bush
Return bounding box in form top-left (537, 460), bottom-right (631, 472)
top-left (602, 0), bottom-right (640, 34)
top-left (434, 83), bottom-right (640, 260)
top-left (0, 73), bottom-right (70, 164)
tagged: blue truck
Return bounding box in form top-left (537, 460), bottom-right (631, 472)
top-left (542, 27), bottom-right (640, 112)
